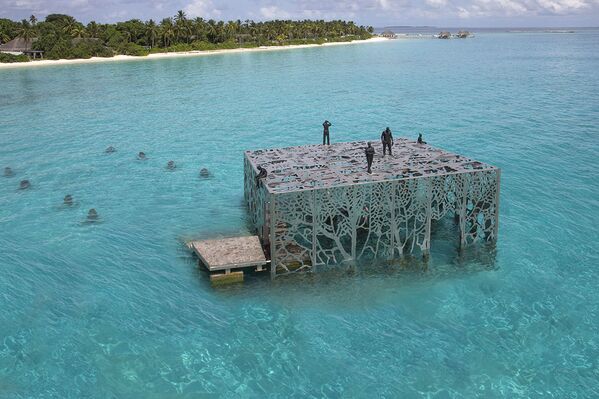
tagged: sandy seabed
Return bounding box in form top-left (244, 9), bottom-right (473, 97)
top-left (0, 37), bottom-right (389, 70)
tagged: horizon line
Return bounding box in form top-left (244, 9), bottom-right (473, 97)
top-left (379, 25), bottom-right (599, 29)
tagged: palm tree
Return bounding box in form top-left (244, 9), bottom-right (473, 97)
top-left (160, 18), bottom-right (174, 47)
top-left (174, 10), bottom-right (188, 43)
top-left (87, 21), bottom-right (100, 38)
top-left (175, 10), bottom-right (187, 23)
top-left (145, 19), bottom-right (158, 48)
top-left (17, 20), bottom-right (35, 41)
top-left (192, 17), bottom-right (206, 41)
top-left (70, 25), bottom-right (86, 39)
top-left (206, 19), bottom-right (217, 42)
top-left (62, 18), bottom-right (77, 36)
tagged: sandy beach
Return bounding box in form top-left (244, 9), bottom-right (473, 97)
top-left (0, 37), bottom-right (388, 70)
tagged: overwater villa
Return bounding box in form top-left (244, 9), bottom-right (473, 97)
top-left (380, 30), bottom-right (397, 39)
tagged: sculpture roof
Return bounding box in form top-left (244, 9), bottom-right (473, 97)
top-left (245, 139), bottom-right (498, 194)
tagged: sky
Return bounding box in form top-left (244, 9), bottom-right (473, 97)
top-left (2, 0), bottom-right (598, 27)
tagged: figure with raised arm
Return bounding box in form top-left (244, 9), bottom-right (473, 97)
top-left (322, 120), bottom-right (332, 145)
top-left (365, 142), bottom-right (375, 174)
top-left (381, 127), bottom-right (393, 156)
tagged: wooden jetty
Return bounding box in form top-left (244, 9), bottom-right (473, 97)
top-left (188, 236), bottom-right (268, 284)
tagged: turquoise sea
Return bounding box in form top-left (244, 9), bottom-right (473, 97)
top-left (1, 31), bottom-right (598, 397)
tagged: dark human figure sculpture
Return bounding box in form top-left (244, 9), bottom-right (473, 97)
top-left (167, 160), bottom-right (176, 170)
top-left (199, 168), bottom-right (210, 177)
top-left (105, 146), bottom-right (116, 153)
top-left (19, 180), bottom-right (30, 189)
top-left (256, 165), bottom-right (268, 186)
top-left (64, 194), bottom-right (73, 206)
top-left (138, 152), bottom-right (146, 160)
top-left (417, 133), bottom-right (427, 144)
top-left (381, 127), bottom-right (393, 156)
top-left (365, 142), bottom-right (375, 174)
top-left (4, 167), bottom-right (14, 177)
top-left (87, 209), bottom-right (99, 221)
top-left (322, 120), bottom-right (332, 145)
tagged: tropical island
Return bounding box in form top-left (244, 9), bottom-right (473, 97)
top-left (0, 13), bottom-right (374, 64)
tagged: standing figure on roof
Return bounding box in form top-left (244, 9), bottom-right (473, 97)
top-left (365, 142), bottom-right (375, 174)
top-left (322, 120), bottom-right (332, 145)
top-left (381, 127), bottom-right (393, 156)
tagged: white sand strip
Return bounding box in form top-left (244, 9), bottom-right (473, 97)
top-left (0, 37), bottom-right (389, 70)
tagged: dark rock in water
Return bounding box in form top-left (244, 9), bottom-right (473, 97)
top-left (167, 160), bottom-right (176, 170)
top-left (199, 168), bottom-right (210, 177)
top-left (138, 152), bottom-right (146, 160)
top-left (4, 167), bottom-right (14, 177)
top-left (87, 208), bottom-right (98, 220)
top-left (19, 180), bottom-right (30, 189)
top-left (64, 194), bottom-right (73, 206)
top-left (105, 146), bottom-right (116, 153)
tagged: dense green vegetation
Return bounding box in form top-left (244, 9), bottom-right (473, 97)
top-left (0, 13), bottom-right (373, 62)
top-left (0, 52), bottom-right (29, 63)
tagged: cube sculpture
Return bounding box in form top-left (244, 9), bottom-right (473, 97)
top-left (244, 139), bottom-right (500, 278)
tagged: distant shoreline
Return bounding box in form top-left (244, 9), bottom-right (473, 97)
top-left (0, 37), bottom-right (389, 70)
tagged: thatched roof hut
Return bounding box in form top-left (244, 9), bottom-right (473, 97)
top-left (0, 37), bottom-right (35, 52)
top-left (0, 37), bottom-right (43, 58)
top-left (381, 30), bottom-right (397, 39)
top-left (457, 31), bottom-right (470, 38)
top-left (438, 31), bottom-right (451, 39)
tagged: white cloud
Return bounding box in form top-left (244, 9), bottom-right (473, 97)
top-left (452, 0), bottom-right (594, 18)
top-left (536, 0), bottom-right (590, 13)
top-left (184, 0), bottom-right (222, 18)
top-left (2, 0), bottom-right (599, 25)
top-left (7, 0), bottom-right (49, 14)
top-left (457, 5), bottom-right (471, 16)
top-left (425, 0), bottom-right (449, 8)
top-left (485, 0), bottom-right (528, 15)
top-left (259, 5), bottom-right (291, 19)
top-left (458, 0), bottom-right (527, 16)
top-left (378, 0), bottom-right (392, 10)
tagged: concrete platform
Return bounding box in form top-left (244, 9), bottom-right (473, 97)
top-left (188, 236), bottom-right (267, 272)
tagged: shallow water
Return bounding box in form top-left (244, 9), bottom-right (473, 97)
top-left (1, 32), bottom-right (598, 397)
